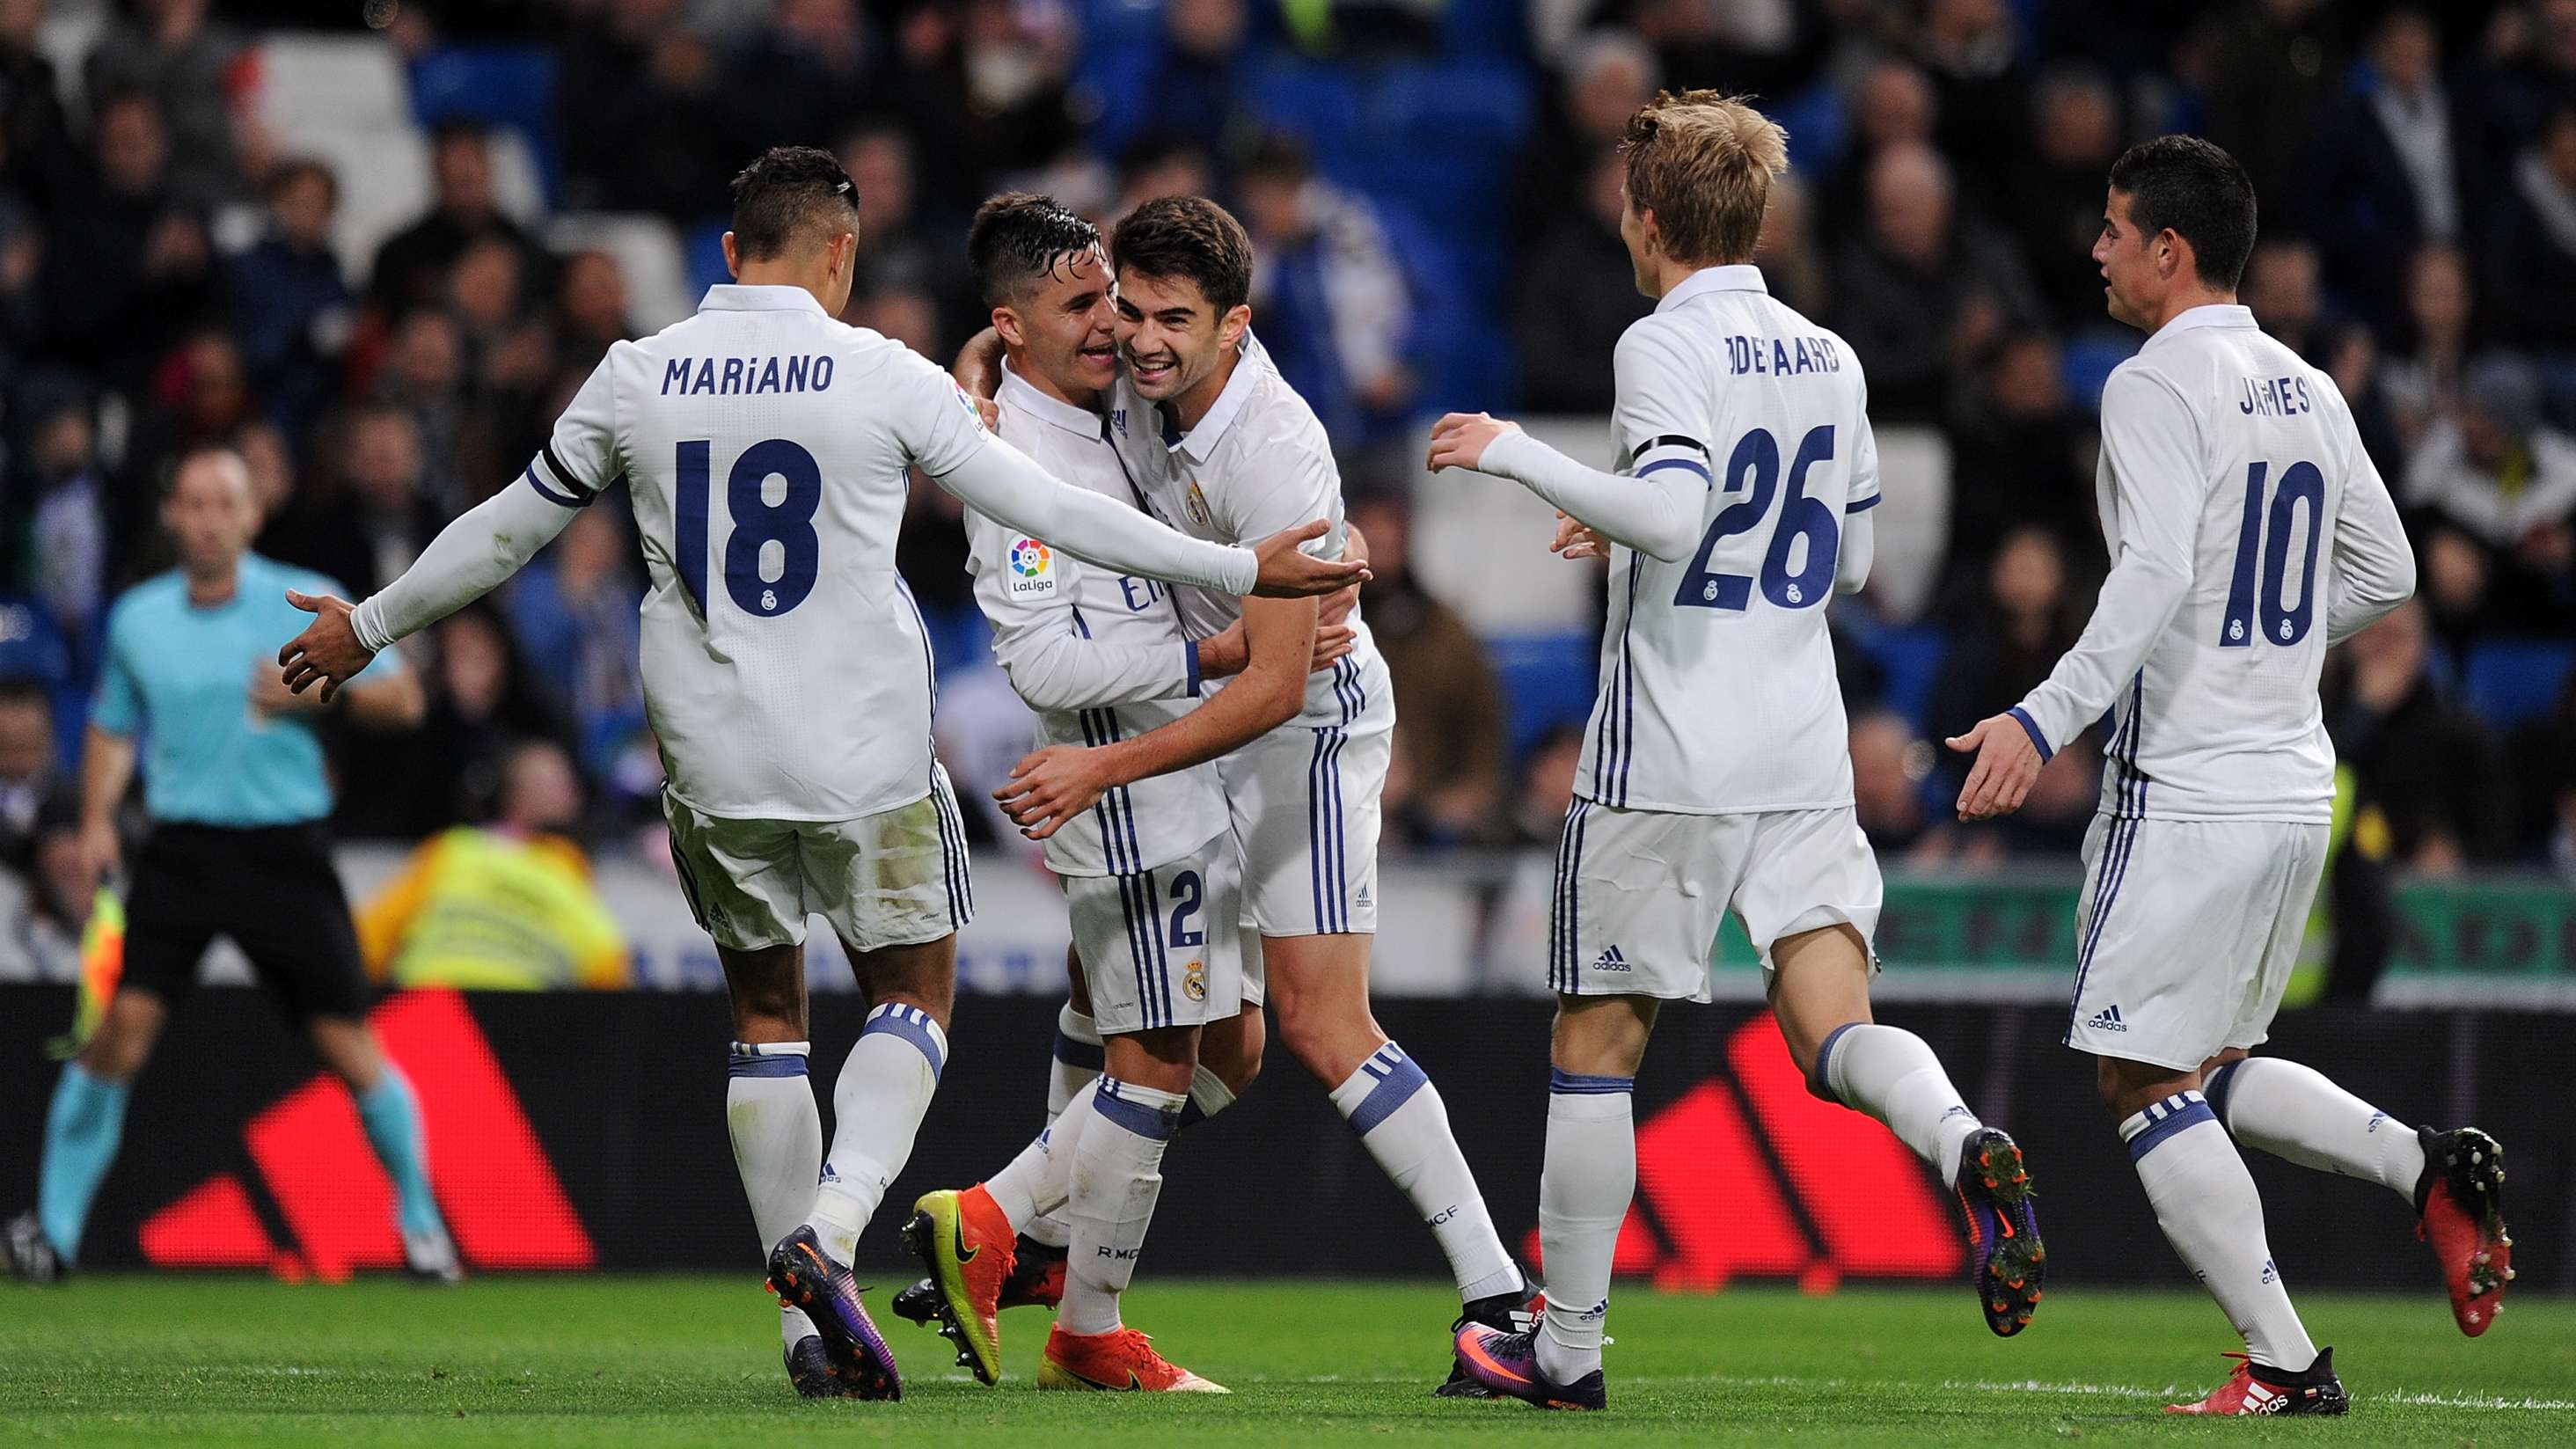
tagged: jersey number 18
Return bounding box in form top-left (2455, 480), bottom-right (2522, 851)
top-left (675, 438), bottom-right (823, 619)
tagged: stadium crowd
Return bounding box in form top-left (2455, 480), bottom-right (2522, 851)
top-left (1, 0), bottom-right (2572, 953)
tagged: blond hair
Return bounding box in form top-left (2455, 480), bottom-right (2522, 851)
top-left (1621, 91), bottom-right (1789, 267)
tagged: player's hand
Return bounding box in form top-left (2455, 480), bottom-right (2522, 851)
top-left (1197, 622), bottom-right (1249, 678)
top-left (1946, 714), bottom-right (2044, 822)
top-left (994, 743), bottom-right (1120, 841)
top-left (1425, 412), bottom-right (1522, 473)
top-left (1550, 511), bottom-right (1609, 560)
top-left (1249, 521), bottom-right (1371, 598)
top-left (247, 664), bottom-right (326, 718)
top-left (276, 590), bottom-right (377, 703)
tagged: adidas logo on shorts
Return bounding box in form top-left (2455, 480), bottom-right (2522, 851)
top-left (1592, 946), bottom-right (1631, 972)
top-left (2086, 1004), bottom-right (2129, 1033)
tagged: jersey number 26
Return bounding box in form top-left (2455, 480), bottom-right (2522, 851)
top-left (675, 438), bottom-right (822, 619)
top-left (1674, 424), bottom-right (1841, 611)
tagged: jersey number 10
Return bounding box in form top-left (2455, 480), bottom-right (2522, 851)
top-left (1674, 424), bottom-right (1841, 611)
top-left (675, 438), bottom-right (823, 619)
top-left (2219, 459), bottom-right (2323, 648)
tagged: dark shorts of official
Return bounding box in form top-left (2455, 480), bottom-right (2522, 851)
top-left (121, 821), bottom-right (371, 1023)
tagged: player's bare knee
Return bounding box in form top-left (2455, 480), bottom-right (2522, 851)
top-left (716, 943), bottom-right (806, 1039)
top-left (1552, 994), bottom-right (1655, 1078)
top-left (2096, 1054), bottom-right (2197, 1118)
top-left (1106, 1026), bottom-right (1197, 1094)
top-left (1199, 1008), bottom-right (1264, 1095)
top-left (845, 933), bottom-right (957, 1028)
top-left (78, 992), bottom-right (166, 1081)
top-left (307, 1017), bottom-right (384, 1090)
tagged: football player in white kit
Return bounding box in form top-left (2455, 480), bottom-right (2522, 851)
top-left (274, 149), bottom-right (1363, 1401)
top-left (1425, 93), bottom-right (2045, 1410)
top-left (980, 196), bottom-right (1533, 1389)
top-left (893, 194), bottom-right (1350, 1394)
top-left (1950, 135), bottom-right (2511, 1417)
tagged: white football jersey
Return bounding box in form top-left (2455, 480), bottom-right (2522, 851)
top-left (1583, 265), bottom-right (1877, 814)
top-left (535, 283), bottom-right (988, 821)
top-left (2014, 304), bottom-right (2413, 823)
top-left (965, 362), bottom-right (1228, 877)
top-left (1106, 333), bottom-right (1394, 736)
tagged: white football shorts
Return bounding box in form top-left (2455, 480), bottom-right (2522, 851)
top-left (2064, 814), bottom-right (2329, 1071)
top-left (662, 768), bottom-right (973, 953)
top-left (1060, 831), bottom-right (1247, 1035)
top-left (1549, 801), bottom-right (1883, 1001)
top-left (1218, 725), bottom-right (1387, 939)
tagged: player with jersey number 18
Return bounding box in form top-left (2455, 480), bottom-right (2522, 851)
top-left (1427, 91), bottom-right (2045, 1411)
top-left (272, 146), bottom-right (1364, 1404)
top-left (1948, 135), bottom-right (2510, 1417)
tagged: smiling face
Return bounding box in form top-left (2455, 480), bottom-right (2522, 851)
top-left (1001, 244), bottom-right (1120, 403)
top-left (1113, 266), bottom-right (1246, 405)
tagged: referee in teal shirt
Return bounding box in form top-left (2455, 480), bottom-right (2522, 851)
top-left (5, 448), bottom-right (459, 1284)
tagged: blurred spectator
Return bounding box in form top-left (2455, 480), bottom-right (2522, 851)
top-left (267, 406), bottom-right (441, 601)
top-left (1514, 29), bottom-right (1658, 242)
top-left (356, 739), bottom-right (631, 991)
top-left (2008, 64), bottom-right (2125, 324)
top-left (1916, 0), bottom-right (2029, 203)
top-left (835, 124), bottom-right (975, 342)
top-left (2202, 0), bottom-right (2339, 236)
top-left (2401, 354), bottom-right (2576, 633)
top-left (2377, 243), bottom-right (2477, 452)
top-left (111, 330), bottom-right (256, 579)
top-left (558, 0), bottom-right (735, 219)
top-left (1116, 0), bottom-right (1260, 169)
top-left (40, 91), bottom-right (214, 400)
top-left (1850, 708), bottom-right (1945, 860)
top-left (1351, 492), bottom-right (1505, 847)
top-left (1929, 529), bottom-right (2084, 775)
top-left (0, 678), bottom-right (62, 877)
top-left (2326, 599), bottom-right (2511, 872)
top-left (1239, 137), bottom-right (1417, 444)
top-left (1937, 335), bottom-right (2096, 616)
top-left (506, 506), bottom-right (644, 779)
top-left (227, 158), bottom-right (352, 438)
top-left (1508, 724), bottom-right (1583, 849)
top-left (1830, 142), bottom-right (2044, 422)
top-left (368, 122), bottom-right (550, 318)
top-left (1622, 0), bottom-right (1833, 103)
top-left (2311, 9), bottom-right (2463, 336)
top-left (1112, 135), bottom-right (1215, 222)
top-left (1824, 55), bottom-right (1939, 237)
top-left (340, 606), bottom-right (569, 838)
top-left (1754, 171), bottom-right (1826, 318)
top-left (7, 386), bottom-right (107, 640)
top-left (553, 249), bottom-right (633, 375)
top-left (2484, 104), bottom-right (2576, 352)
top-left (2243, 238), bottom-right (2335, 362)
top-left (0, 0), bottom-right (75, 206)
top-left (1517, 147), bottom-right (1652, 413)
top-left (729, 0), bottom-right (873, 158)
top-left (83, 0), bottom-right (242, 205)
top-left (375, 307), bottom-right (505, 513)
top-left (2465, 0), bottom-right (2576, 167)
top-left (847, 283), bottom-right (941, 359)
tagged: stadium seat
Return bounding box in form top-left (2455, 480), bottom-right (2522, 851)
top-left (2061, 330), bottom-right (2141, 412)
top-left (1855, 624), bottom-right (1950, 735)
top-left (0, 595), bottom-right (83, 766)
top-left (1489, 630), bottom-right (1599, 765)
top-left (408, 45), bottom-right (562, 203)
top-left (250, 34), bottom-right (433, 282)
top-left (547, 213), bottom-right (694, 331)
top-left (684, 218), bottom-right (733, 303)
top-left (1863, 426), bottom-right (1952, 624)
top-left (2461, 638), bottom-right (2575, 730)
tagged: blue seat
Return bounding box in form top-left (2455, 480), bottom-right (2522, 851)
top-left (1489, 631), bottom-right (1599, 765)
top-left (2061, 331), bottom-right (2140, 412)
top-left (2461, 638), bottom-right (2575, 730)
top-left (684, 217), bottom-right (732, 300)
top-left (1858, 624), bottom-right (1950, 735)
top-left (408, 45), bottom-right (561, 203)
top-left (0, 595), bottom-right (84, 765)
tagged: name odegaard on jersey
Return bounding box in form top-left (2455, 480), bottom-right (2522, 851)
top-left (659, 355), bottom-right (837, 396)
top-left (1724, 333), bottom-right (1843, 377)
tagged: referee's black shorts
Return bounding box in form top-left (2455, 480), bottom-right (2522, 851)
top-left (121, 821), bottom-right (372, 1023)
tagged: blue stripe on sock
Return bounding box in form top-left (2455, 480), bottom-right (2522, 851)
top-left (2125, 1093), bottom-right (2216, 1162)
top-left (1052, 1030), bottom-right (1105, 1072)
top-left (1092, 1079), bottom-right (1182, 1140)
top-left (1808, 1021), bottom-right (1865, 1104)
top-left (1548, 1069), bottom-right (1635, 1095)
top-left (727, 1053), bottom-right (809, 1079)
top-left (1347, 1044), bottom-right (1431, 1136)
top-left (861, 1002), bottom-right (946, 1079)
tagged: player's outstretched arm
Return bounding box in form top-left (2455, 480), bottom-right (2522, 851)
top-left (279, 481), bottom-right (580, 699)
top-left (930, 435), bottom-right (1365, 597)
top-left (995, 594), bottom-right (1315, 839)
top-left (952, 327), bottom-right (1005, 401)
top-left (1427, 412), bottom-right (1703, 562)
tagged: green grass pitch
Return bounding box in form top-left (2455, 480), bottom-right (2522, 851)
top-left (4, 1276), bottom-right (2571, 1446)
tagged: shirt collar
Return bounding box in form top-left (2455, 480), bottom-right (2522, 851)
top-left (698, 283), bottom-right (829, 316)
top-left (1655, 263), bottom-right (1767, 314)
top-left (2144, 303), bottom-right (2259, 349)
top-left (1163, 333), bottom-right (1265, 462)
top-left (998, 359), bottom-right (1105, 438)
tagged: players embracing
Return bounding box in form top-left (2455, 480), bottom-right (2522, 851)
top-left (1429, 91), bottom-right (2045, 1410)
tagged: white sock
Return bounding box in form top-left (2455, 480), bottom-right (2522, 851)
top-left (1329, 1042), bottom-right (1519, 1305)
top-left (1536, 1071), bottom-right (1632, 1385)
top-left (1182, 1062), bottom-right (1236, 1125)
top-left (1817, 1022), bottom-right (1983, 1184)
top-left (2123, 1091), bottom-right (2318, 1372)
top-left (986, 1079), bottom-right (1094, 1233)
top-left (1059, 1077), bottom-right (1184, 1336)
top-left (1025, 1006), bottom-right (1106, 1248)
top-left (804, 1004), bottom-right (947, 1262)
top-left (2206, 1057), bottom-right (2426, 1201)
top-left (727, 1041), bottom-right (823, 1349)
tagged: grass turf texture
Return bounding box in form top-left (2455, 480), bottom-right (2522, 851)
top-left (3, 1277), bottom-right (2570, 1446)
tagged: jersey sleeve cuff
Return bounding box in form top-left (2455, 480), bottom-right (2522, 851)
top-left (1184, 640), bottom-right (1204, 697)
top-left (349, 596), bottom-right (395, 654)
top-left (2006, 706), bottom-right (2054, 763)
top-left (1844, 492), bottom-right (1882, 513)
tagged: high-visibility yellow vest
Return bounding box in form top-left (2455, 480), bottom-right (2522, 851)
top-left (357, 828), bottom-right (629, 991)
